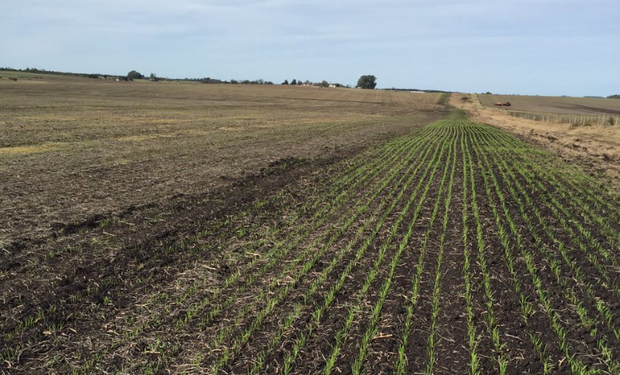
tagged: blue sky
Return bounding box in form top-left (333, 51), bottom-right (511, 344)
top-left (1, 0), bottom-right (619, 96)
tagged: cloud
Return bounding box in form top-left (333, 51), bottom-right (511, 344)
top-left (1, 0), bottom-right (618, 95)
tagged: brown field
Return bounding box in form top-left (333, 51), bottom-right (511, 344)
top-left (478, 93), bottom-right (620, 115)
top-left (0, 76), bottom-right (443, 244)
top-left (1, 78), bottom-right (619, 374)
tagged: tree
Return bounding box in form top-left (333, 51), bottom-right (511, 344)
top-left (291, 79), bottom-right (297, 85)
top-left (150, 73), bottom-right (159, 82)
top-left (127, 70), bottom-right (143, 80)
top-left (282, 79), bottom-right (289, 85)
top-left (320, 80), bottom-right (329, 88)
top-left (356, 75), bottom-right (377, 89)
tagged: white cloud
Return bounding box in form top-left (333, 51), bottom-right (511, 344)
top-left (1, 0), bottom-right (618, 95)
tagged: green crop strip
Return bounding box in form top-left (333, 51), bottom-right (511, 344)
top-left (249, 134), bottom-right (445, 374)
top-left (460, 126), bottom-right (482, 375)
top-left (464, 123), bottom-right (510, 374)
top-left (479, 129), bottom-right (620, 339)
top-left (205, 126), bottom-right (447, 372)
top-left (465, 126), bottom-right (555, 373)
top-left (216, 138), bottom-right (442, 372)
top-left (319, 123), bottom-right (455, 375)
top-left (474, 129), bottom-right (620, 370)
top-left (391, 119), bottom-right (460, 375)
top-left (421, 122), bottom-right (458, 375)
top-left (94, 126), bottom-right (444, 371)
top-left (289, 127), bottom-right (454, 375)
top-left (353, 123), bottom-right (458, 375)
top-left (471, 127), bottom-right (611, 374)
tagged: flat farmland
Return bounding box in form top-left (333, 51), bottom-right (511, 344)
top-left (478, 94), bottom-right (620, 115)
top-left (1, 80), bottom-right (619, 374)
top-left (0, 77), bottom-right (443, 243)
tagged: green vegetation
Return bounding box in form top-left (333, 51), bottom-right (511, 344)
top-left (356, 75), bottom-right (377, 89)
top-left (127, 70), bottom-right (144, 80)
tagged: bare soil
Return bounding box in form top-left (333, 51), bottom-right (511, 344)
top-left (0, 77), bottom-right (444, 250)
top-left (477, 93), bottom-right (620, 115)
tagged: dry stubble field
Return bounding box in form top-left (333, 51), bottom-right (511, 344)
top-left (477, 94), bottom-right (620, 116)
top-left (1, 77), bottom-right (619, 374)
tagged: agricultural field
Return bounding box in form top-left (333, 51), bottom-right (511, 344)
top-left (1, 80), bottom-right (619, 374)
top-left (478, 94), bottom-right (620, 116)
top-left (0, 77), bottom-right (443, 244)
top-left (457, 94), bottom-right (620, 187)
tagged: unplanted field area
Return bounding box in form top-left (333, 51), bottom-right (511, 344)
top-left (0, 77), bottom-right (443, 246)
top-left (478, 94), bottom-right (620, 116)
top-left (1, 110), bottom-right (618, 374)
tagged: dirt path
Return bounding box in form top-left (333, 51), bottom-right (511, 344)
top-left (450, 94), bottom-right (620, 188)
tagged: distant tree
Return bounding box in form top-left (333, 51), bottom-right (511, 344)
top-left (282, 79), bottom-right (289, 85)
top-left (607, 94), bottom-right (620, 99)
top-left (356, 75), bottom-right (377, 89)
top-left (127, 70), bottom-right (143, 80)
top-left (297, 80), bottom-right (302, 85)
top-left (304, 80), bottom-right (311, 86)
top-left (290, 79), bottom-right (297, 85)
top-left (150, 73), bottom-right (159, 82)
top-left (320, 80), bottom-right (329, 88)
top-left (230, 79), bottom-right (238, 84)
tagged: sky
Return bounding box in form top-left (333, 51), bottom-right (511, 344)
top-left (1, 0), bottom-right (619, 97)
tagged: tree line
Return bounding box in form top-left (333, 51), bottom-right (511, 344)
top-left (0, 67), bottom-right (379, 90)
